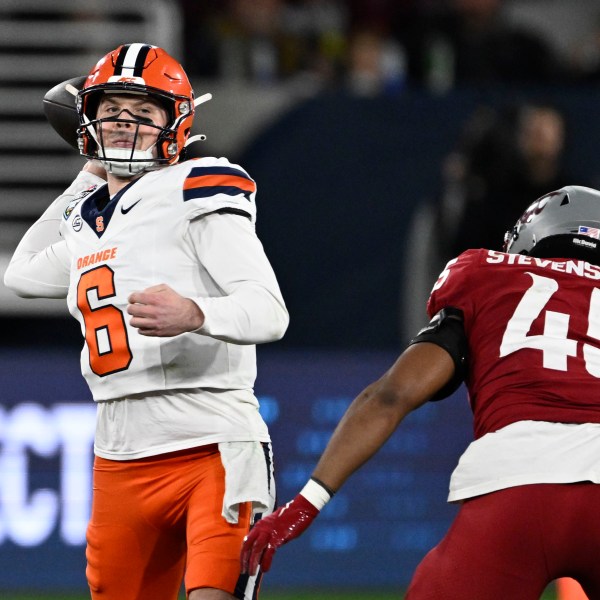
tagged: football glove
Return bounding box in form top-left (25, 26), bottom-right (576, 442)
top-left (240, 493), bottom-right (320, 575)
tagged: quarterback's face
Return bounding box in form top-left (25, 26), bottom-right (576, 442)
top-left (96, 94), bottom-right (168, 154)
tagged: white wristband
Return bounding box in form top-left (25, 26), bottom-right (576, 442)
top-left (299, 478), bottom-right (333, 511)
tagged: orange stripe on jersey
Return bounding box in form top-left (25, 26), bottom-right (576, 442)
top-left (184, 174), bottom-right (256, 193)
top-left (183, 166), bottom-right (256, 202)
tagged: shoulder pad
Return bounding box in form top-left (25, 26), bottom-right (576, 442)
top-left (181, 158), bottom-right (256, 221)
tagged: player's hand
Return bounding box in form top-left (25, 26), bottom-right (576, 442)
top-left (82, 160), bottom-right (107, 180)
top-left (127, 284), bottom-right (205, 337)
top-left (240, 494), bottom-right (319, 576)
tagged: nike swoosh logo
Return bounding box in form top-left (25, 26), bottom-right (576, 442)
top-left (121, 199), bottom-right (142, 214)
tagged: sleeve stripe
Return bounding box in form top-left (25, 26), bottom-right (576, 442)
top-left (183, 173), bottom-right (256, 193)
top-left (188, 165), bottom-right (252, 177)
top-left (183, 186), bottom-right (253, 201)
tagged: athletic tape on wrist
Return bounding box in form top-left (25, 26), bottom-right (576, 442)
top-left (299, 478), bottom-right (334, 511)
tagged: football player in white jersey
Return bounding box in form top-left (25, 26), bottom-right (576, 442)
top-left (4, 43), bottom-right (288, 600)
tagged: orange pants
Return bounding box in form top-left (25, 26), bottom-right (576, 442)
top-left (86, 445), bottom-right (257, 600)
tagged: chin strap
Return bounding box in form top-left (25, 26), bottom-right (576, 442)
top-left (185, 93), bottom-right (213, 147)
top-left (195, 93), bottom-right (212, 106)
top-left (99, 145), bottom-right (160, 177)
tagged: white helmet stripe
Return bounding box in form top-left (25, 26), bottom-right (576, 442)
top-left (114, 43), bottom-right (155, 79)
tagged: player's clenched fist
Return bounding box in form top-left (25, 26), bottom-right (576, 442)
top-left (128, 284), bottom-right (205, 337)
top-left (240, 494), bottom-right (320, 575)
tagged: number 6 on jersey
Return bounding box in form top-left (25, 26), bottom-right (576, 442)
top-left (77, 265), bottom-right (133, 377)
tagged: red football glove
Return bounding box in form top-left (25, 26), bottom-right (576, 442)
top-left (240, 493), bottom-right (320, 575)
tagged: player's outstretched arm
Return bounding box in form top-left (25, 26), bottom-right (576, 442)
top-left (240, 342), bottom-right (456, 575)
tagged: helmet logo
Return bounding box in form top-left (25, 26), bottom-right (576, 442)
top-left (107, 75), bottom-right (146, 85)
top-left (519, 191), bottom-right (561, 225)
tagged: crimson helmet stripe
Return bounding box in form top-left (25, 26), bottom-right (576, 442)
top-left (113, 43), bottom-right (154, 78)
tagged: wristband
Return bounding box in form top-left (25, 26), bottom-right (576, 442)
top-left (299, 477), bottom-right (334, 511)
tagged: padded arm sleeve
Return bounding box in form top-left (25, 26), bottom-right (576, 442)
top-left (408, 307), bottom-right (468, 401)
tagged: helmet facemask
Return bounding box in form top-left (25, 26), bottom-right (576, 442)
top-left (78, 94), bottom-right (178, 177)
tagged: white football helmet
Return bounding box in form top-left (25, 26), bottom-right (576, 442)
top-left (504, 185), bottom-right (600, 262)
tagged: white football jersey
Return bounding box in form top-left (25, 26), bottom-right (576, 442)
top-left (59, 157), bottom-right (283, 401)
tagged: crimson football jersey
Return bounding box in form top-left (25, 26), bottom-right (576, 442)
top-left (428, 249), bottom-right (600, 438)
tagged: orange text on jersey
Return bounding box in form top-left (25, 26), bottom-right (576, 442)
top-left (77, 247), bottom-right (118, 270)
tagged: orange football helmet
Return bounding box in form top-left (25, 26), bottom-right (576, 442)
top-left (77, 43), bottom-right (196, 175)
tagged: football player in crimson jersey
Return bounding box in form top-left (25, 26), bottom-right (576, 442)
top-left (242, 186), bottom-right (600, 599)
top-left (4, 44), bottom-right (288, 600)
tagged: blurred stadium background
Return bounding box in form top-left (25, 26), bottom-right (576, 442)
top-left (1, 0), bottom-right (600, 598)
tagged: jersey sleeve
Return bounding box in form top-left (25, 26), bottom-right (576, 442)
top-left (181, 158), bottom-right (257, 223)
top-left (427, 249), bottom-right (481, 322)
top-left (4, 170), bottom-right (105, 298)
top-left (186, 212), bottom-right (289, 344)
